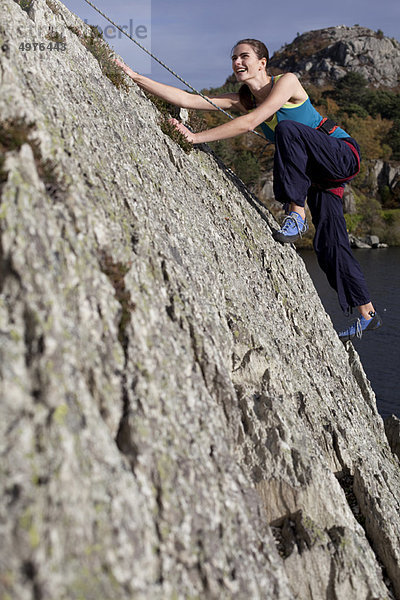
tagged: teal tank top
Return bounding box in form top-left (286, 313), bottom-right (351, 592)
top-left (257, 75), bottom-right (350, 142)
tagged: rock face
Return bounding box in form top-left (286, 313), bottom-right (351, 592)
top-left (269, 26), bottom-right (400, 88)
top-left (367, 160), bottom-right (400, 200)
top-left (1, 2), bottom-right (400, 599)
top-left (385, 416), bottom-right (400, 461)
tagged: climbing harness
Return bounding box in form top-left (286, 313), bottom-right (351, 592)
top-left (316, 117), bottom-right (339, 136)
top-left (81, 0), bottom-right (269, 143)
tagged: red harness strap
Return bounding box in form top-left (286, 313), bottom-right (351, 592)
top-left (325, 186), bottom-right (345, 198)
top-left (316, 117), bottom-right (339, 136)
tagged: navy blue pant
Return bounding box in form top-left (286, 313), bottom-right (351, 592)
top-left (273, 120), bottom-right (370, 314)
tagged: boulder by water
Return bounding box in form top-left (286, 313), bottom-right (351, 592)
top-left (349, 233), bottom-right (389, 249)
top-left (349, 234), bottom-right (373, 248)
top-left (363, 234), bottom-right (380, 248)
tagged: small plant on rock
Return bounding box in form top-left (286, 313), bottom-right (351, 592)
top-left (80, 26), bottom-right (130, 92)
top-left (14, 0), bottom-right (34, 13)
top-left (142, 92), bottom-right (195, 153)
top-left (45, 0), bottom-right (60, 14)
top-left (46, 30), bottom-right (66, 44)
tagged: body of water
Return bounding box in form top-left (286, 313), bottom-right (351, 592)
top-left (299, 247), bottom-right (400, 419)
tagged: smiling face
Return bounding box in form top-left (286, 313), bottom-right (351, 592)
top-left (231, 43), bottom-right (267, 82)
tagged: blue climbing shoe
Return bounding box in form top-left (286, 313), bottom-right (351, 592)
top-left (338, 311), bottom-right (382, 343)
top-left (273, 211), bottom-right (309, 243)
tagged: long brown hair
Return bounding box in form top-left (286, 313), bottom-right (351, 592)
top-left (231, 39), bottom-right (269, 110)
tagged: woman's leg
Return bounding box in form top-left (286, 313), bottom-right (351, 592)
top-left (273, 120), bottom-right (359, 209)
top-left (307, 187), bottom-right (372, 315)
top-left (272, 120), bottom-right (382, 335)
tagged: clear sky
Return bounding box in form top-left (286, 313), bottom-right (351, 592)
top-left (62, 0), bottom-right (399, 91)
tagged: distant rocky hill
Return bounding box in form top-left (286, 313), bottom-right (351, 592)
top-left (269, 25), bottom-right (400, 88)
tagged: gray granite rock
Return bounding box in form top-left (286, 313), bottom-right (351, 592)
top-left (1, 2), bottom-right (400, 600)
top-left (342, 185), bottom-right (356, 214)
top-left (385, 415), bottom-right (400, 462)
top-left (363, 235), bottom-right (380, 248)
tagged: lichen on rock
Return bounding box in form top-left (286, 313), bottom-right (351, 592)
top-left (1, 2), bottom-right (400, 599)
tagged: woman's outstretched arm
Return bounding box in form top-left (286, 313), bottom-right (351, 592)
top-left (171, 73), bottom-right (303, 143)
top-left (115, 59), bottom-right (243, 111)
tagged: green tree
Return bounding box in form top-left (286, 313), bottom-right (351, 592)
top-left (385, 119), bottom-right (400, 160)
top-left (339, 103), bottom-right (369, 118)
top-left (363, 90), bottom-right (400, 120)
top-left (333, 72), bottom-right (368, 105)
top-left (232, 151), bottom-right (261, 185)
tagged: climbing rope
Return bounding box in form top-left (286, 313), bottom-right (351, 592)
top-left (81, 0), bottom-right (269, 142)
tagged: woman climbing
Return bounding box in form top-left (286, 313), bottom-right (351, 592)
top-left (114, 39), bottom-right (382, 342)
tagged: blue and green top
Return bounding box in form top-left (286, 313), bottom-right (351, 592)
top-left (256, 75), bottom-right (350, 142)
